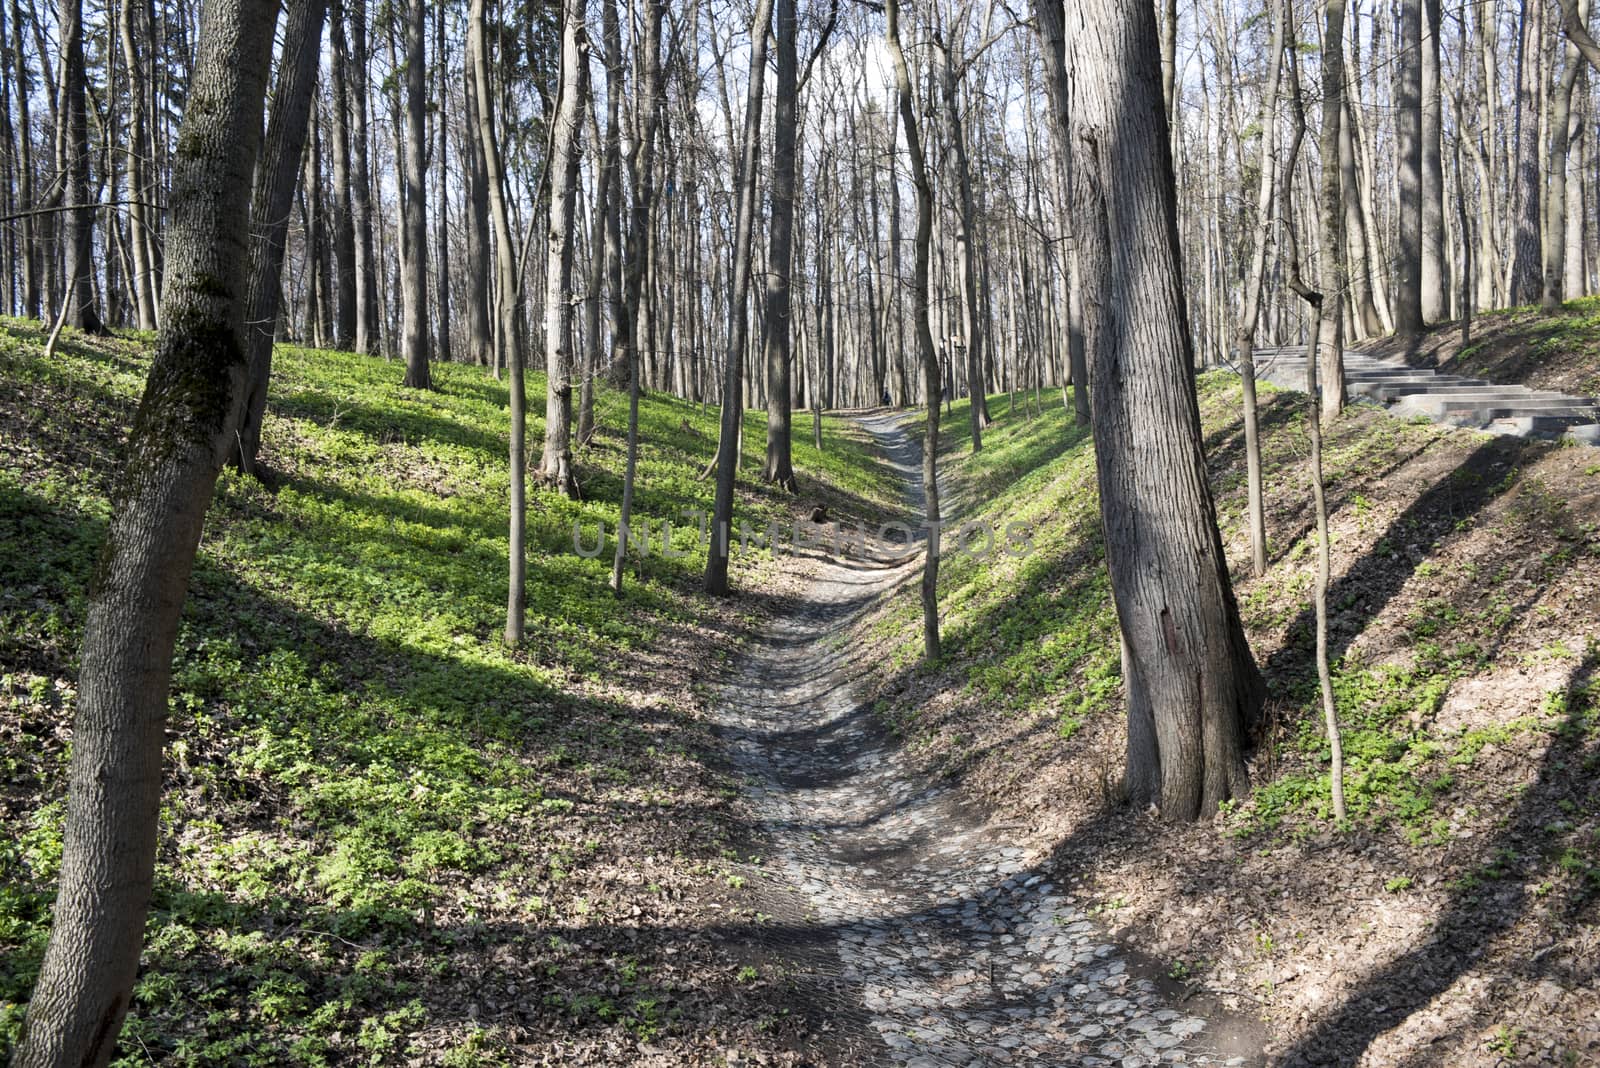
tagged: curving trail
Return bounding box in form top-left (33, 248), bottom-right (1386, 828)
top-left (715, 413), bottom-right (1259, 1067)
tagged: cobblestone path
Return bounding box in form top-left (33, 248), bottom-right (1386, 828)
top-left (714, 414), bottom-right (1259, 1067)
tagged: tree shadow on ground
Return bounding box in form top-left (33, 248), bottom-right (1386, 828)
top-left (1270, 649), bottom-right (1599, 1068)
top-left (1261, 434), bottom-right (1543, 681)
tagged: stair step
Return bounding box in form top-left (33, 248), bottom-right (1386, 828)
top-left (1566, 424), bottom-right (1600, 445)
top-left (1394, 391), bottom-right (1584, 407)
top-left (1486, 414), bottom-right (1600, 435)
top-left (1227, 348), bottom-right (1600, 445)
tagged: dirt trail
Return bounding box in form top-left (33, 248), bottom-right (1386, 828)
top-left (714, 414), bottom-right (1260, 1066)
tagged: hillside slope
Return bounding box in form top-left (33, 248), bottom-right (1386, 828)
top-left (1361, 294), bottom-right (1600, 400)
top-left (857, 379), bottom-right (1599, 1066)
top-left (0, 320), bottom-right (897, 1065)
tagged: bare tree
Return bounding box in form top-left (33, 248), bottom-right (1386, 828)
top-left (56, 0), bottom-right (102, 333)
top-left (398, 0), bottom-right (431, 388)
top-left (887, 0), bottom-right (943, 660)
top-left (704, 0), bottom-right (775, 596)
top-left (1232, 0), bottom-right (1283, 576)
top-left (234, 0), bottom-right (328, 475)
top-left (12, 0), bottom-right (280, 1058)
top-left (470, 0), bottom-right (525, 641)
top-left (538, 0), bottom-right (585, 497)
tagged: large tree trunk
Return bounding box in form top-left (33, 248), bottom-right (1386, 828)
top-left (233, 0), bottom-right (327, 474)
top-left (1395, 0), bottom-right (1425, 334)
top-left (57, 0), bottom-right (102, 333)
top-left (538, 0), bottom-right (584, 497)
top-left (398, 0), bottom-right (430, 388)
top-left (704, 0), bottom-right (774, 596)
top-left (12, 0), bottom-right (279, 1060)
top-left (1543, 0), bottom-right (1585, 309)
top-left (1057, 0), bottom-right (1264, 820)
top-left (761, 0), bottom-right (799, 492)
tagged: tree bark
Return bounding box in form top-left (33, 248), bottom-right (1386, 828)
top-left (1510, 0), bottom-right (1544, 304)
top-left (11, 0), bottom-right (37, 318)
top-left (1544, 0), bottom-right (1586, 309)
top-left (327, 0), bottom-right (356, 349)
top-left (462, 53), bottom-right (493, 367)
top-left (1060, 0), bottom-right (1264, 820)
top-left (12, 0), bottom-right (279, 1060)
top-left (611, 0), bottom-right (661, 595)
top-left (1395, 0), bottom-right (1425, 333)
top-left (704, 0), bottom-right (774, 596)
top-left (1316, 0), bottom-right (1347, 421)
top-left (887, 0), bottom-right (942, 660)
top-left (577, 50), bottom-right (604, 443)
top-left (1032, 0), bottom-right (1090, 426)
top-left (761, 0), bottom-right (799, 491)
top-left (432, 0), bottom-right (452, 363)
top-left (348, 0), bottom-right (378, 353)
top-left (118, 0), bottom-right (157, 329)
top-left (1420, 0), bottom-right (1448, 321)
top-left (1234, 0), bottom-right (1282, 577)
top-left (470, 0), bottom-right (524, 641)
top-left (233, 0), bottom-right (327, 474)
top-left (538, 0), bottom-right (584, 497)
top-left (57, 0), bottom-right (102, 333)
top-left (398, 0), bottom-right (430, 388)
top-left (936, 36), bottom-right (990, 452)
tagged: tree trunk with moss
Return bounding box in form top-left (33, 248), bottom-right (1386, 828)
top-left (13, 0), bottom-right (279, 1061)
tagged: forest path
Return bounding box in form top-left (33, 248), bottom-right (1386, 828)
top-left (714, 414), bottom-right (1257, 1067)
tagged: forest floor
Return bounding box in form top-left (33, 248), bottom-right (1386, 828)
top-left (709, 412), bottom-right (1260, 1066)
top-left (852, 381), bottom-right (1600, 1066)
top-left (2, 318), bottom-right (1598, 1066)
top-left (0, 320), bottom-right (904, 1065)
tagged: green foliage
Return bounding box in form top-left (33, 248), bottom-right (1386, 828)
top-left (0, 322), bottom-right (882, 1061)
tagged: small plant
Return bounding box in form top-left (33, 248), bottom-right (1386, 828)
top-left (1487, 1024), bottom-right (1522, 1057)
top-left (1384, 875), bottom-right (1413, 893)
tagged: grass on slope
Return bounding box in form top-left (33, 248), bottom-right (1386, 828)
top-left (878, 380), bottom-right (1599, 839)
top-left (862, 375), bottom-right (1600, 1062)
top-left (0, 318), bottom-right (892, 1065)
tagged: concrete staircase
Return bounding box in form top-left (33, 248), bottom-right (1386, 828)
top-left (1247, 346), bottom-right (1600, 446)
